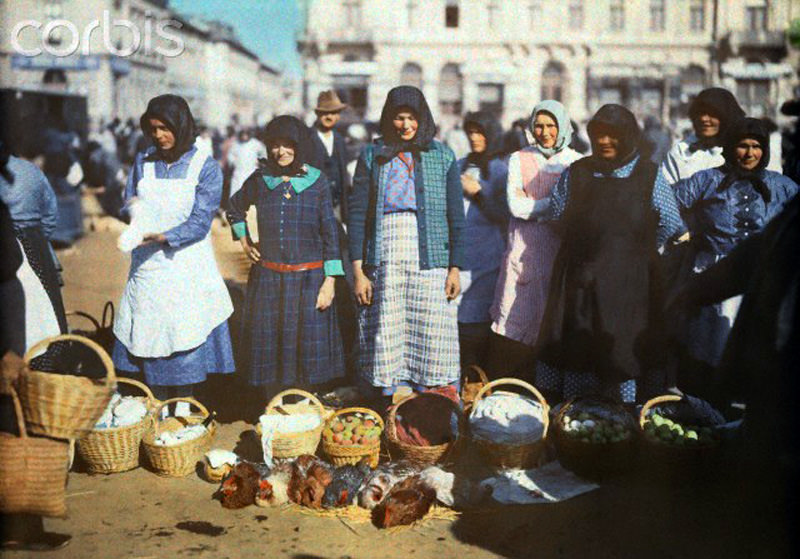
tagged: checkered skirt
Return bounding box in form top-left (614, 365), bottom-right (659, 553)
top-left (358, 212), bottom-right (460, 388)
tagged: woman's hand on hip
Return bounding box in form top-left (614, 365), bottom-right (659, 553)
top-left (239, 237), bottom-right (261, 262)
top-left (316, 276), bottom-right (336, 311)
top-left (445, 267), bottom-right (461, 301)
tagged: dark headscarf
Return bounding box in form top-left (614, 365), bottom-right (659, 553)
top-left (717, 117), bottom-right (772, 203)
top-left (463, 111), bottom-right (503, 179)
top-left (378, 86), bottom-right (436, 159)
top-left (586, 104), bottom-right (642, 174)
top-left (688, 88), bottom-right (745, 151)
top-left (140, 95), bottom-right (196, 162)
top-left (260, 115), bottom-right (312, 177)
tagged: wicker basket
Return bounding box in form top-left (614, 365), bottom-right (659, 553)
top-left (552, 396), bottom-right (638, 480)
top-left (385, 392), bottom-right (467, 466)
top-left (322, 407), bottom-right (383, 467)
top-left (461, 365), bottom-right (490, 413)
top-left (256, 389), bottom-right (325, 460)
top-left (65, 302), bottom-right (115, 355)
top-left (638, 394), bottom-right (722, 476)
top-left (0, 386), bottom-right (70, 517)
top-left (76, 378), bottom-right (155, 474)
top-left (203, 461), bottom-right (233, 483)
top-left (470, 378), bottom-right (550, 470)
top-left (142, 398), bottom-right (217, 477)
top-left (19, 334), bottom-right (116, 440)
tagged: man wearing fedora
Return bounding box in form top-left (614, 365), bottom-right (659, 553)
top-left (308, 90), bottom-right (358, 381)
top-left (309, 90), bottom-right (350, 224)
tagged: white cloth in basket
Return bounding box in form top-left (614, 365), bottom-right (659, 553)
top-left (259, 412), bottom-right (321, 467)
top-left (470, 392), bottom-right (545, 445)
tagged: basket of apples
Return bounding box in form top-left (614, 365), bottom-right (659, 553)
top-left (552, 396), bottom-right (639, 480)
top-left (322, 407), bottom-right (383, 468)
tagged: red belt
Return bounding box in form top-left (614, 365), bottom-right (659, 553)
top-left (259, 260), bottom-right (323, 273)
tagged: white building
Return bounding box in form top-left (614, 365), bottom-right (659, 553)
top-left (0, 0), bottom-right (282, 130)
top-left (299, 0), bottom-right (799, 128)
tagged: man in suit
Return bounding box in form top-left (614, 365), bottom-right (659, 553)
top-left (308, 91), bottom-right (357, 381)
top-left (309, 90), bottom-right (350, 223)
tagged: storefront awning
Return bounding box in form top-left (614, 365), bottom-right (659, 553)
top-left (721, 61), bottom-right (794, 80)
top-left (11, 53), bottom-right (100, 71)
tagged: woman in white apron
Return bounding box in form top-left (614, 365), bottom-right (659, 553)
top-left (112, 95), bottom-right (234, 401)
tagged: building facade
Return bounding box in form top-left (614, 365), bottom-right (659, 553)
top-left (0, 0), bottom-right (282, 130)
top-left (299, 0), bottom-right (799, 128)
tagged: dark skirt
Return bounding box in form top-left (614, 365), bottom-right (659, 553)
top-left (16, 226), bottom-right (67, 334)
top-left (241, 265), bottom-right (345, 386)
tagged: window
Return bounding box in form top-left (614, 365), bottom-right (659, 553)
top-left (400, 62), bottom-right (423, 90)
top-left (343, 0), bottom-right (362, 27)
top-left (541, 61), bottom-right (567, 103)
top-left (568, 0), bottom-right (584, 30)
top-left (439, 63), bottom-right (463, 115)
top-left (609, 0), bottom-right (625, 31)
top-left (736, 79), bottom-right (770, 117)
top-left (529, 1), bottom-right (543, 25)
top-left (690, 0), bottom-right (705, 32)
top-left (487, 1), bottom-right (501, 28)
top-left (406, 0), bottom-right (417, 26)
top-left (445, 0), bottom-right (459, 28)
top-left (478, 83), bottom-right (504, 118)
top-left (746, 4), bottom-right (768, 32)
top-left (650, 0), bottom-right (666, 32)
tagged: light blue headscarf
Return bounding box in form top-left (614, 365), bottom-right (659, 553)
top-left (529, 100), bottom-right (572, 157)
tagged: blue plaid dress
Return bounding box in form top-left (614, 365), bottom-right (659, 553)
top-left (227, 166), bottom-right (345, 386)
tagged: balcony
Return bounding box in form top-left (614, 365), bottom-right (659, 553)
top-left (730, 30), bottom-right (785, 50)
top-left (323, 27), bottom-right (374, 45)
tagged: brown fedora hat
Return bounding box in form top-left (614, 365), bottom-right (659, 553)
top-left (315, 90), bottom-right (347, 113)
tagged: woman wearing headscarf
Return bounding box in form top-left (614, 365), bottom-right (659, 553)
top-left (670, 117), bottom-right (798, 395)
top-left (487, 100), bottom-right (581, 379)
top-left (0, 137), bottom-right (64, 350)
top-left (457, 111), bottom-right (509, 368)
top-left (348, 86), bottom-right (465, 397)
top-left (661, 87), bottom-right (747, 185)
top-left (533, 104), bottom-right (685, 402)
top-left (113, 95), bottom-right (235, 403)
top-left (227, 115), bottom-right (345, 392)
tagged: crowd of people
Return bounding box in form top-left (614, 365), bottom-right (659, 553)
top-left (2, 79), bottom-right (800, 552)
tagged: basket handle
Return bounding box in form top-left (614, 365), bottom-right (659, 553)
top-left (116, 377), bottom-right (155, 404)
top-left (463, 364), bottom-right (489, 385)
top-left (66, 310), bottom-right (101, 332)
top-left (639, 394), bottom-right (682, 428)
top-left (102, 301), bottom-right (115, 329)
top-left (265, 388), bottom-right (325, 418)
top-left (471, 377), bottom-right (550, 437)
top-left (23, 334), bottom-right (116, 388)
top-left (151, 397), bottom-right (210, 437)
top-left (6, 385), bottom-right (28, 440)
top-left (326, 406), bottom-right (385, 431)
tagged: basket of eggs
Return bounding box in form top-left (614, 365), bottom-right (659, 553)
top-left (321, 407), bottom-right (383, 467)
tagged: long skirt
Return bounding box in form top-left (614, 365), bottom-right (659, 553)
top-left (535, 362), bottom-right (666, 404)
top-left (241, 265), bottom-right (344, 387)
top-left (113, 321), bottom-right (235, 386)
top-left (358, 212), bottom-right (460, 388)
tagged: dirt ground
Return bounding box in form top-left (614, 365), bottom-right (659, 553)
top-left (2, 217), bottom-right (792, 559)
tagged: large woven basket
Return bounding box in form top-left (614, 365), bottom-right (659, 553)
top-left (0, 386), bottom-right (70, 517)
top-left (257, 389), bottom-right (325, 460)
top-left (142, 398), bottom-right (217, 477)
top-left (76, 378), bottom-right (155, 474)
top-left (19, 334), bottom-right (116, 440)
top-left (461, 364), bottom-right (490, 414)
top-left (638, 394), bottom-right (722, 476)
top-left (385, 392), bottom-right (467, 466)
top-left (470, 378), bottom-right (550, 470)
top-left (552, 396), bottom-right (638, 480)
top-left (322, 407), bottom-right (383, 467)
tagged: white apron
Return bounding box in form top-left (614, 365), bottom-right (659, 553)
top-left (15, 239), bottom-right (60, 350)
top-left (114, 150), bottom-right (233, 358)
